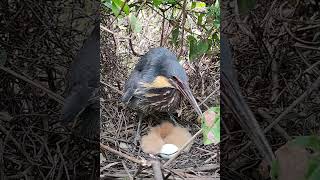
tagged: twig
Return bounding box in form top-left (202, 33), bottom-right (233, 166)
top-left (151, 159), bottom-right (163, 180)
top-left (283, 23), bottom-right (320, 45)
top-left (264, 75), bottom-right (320, 133)
top-left (178, 0), bottom-right (187, 57)
top-left (234, 0), bottom-right (256, 41)
top-left (160, 11), bottom-right (165, 47)
top-left (122, 160), bottom-right (133, 180)
top-left (293, 43), bottom-right (320, 51)
top-left (163, 129), bottom-right (203, 168)
top-left (100, 143), bottom-right (151, 166)
top-left (100, 25), bottom-right (131, 39)
top-left (129, 38), bottom-right (142, 57)
top-left (100, 80), bottom-right (123, 95)
top-left (0, 66), bottom-right (65, 105)
top-left (257, 108), bottom-right (291, 141)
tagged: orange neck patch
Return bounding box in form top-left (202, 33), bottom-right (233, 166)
top-left (143, 76), bottom-right (174, 88)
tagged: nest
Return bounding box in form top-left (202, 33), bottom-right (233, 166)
top-left (100, 8), bottom-right (220, 179)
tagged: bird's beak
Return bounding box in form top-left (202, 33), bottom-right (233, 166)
top-left (172, 76), bottom-right (202, 116)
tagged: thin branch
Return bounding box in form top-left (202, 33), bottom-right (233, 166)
top-left (264, 75), bottom-right (320, 133)
top-left (100, 25), bottom-right (131, 39)
top-left (0, 65), bottom-right (65, 105)
top-left (151, 160), bottom-right (164, 180)
top-left (100, 143), bottom-right (151, 166)
top-left (163, 129), bottom-right (203, 168)
top-left (178, 0), bottom-right (187, 57)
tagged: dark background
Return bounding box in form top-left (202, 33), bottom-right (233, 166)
top-left (0, 0), bottom-right (100, 179)
top-left (221, 0), bottom-right (320, 179)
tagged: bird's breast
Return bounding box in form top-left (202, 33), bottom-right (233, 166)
top-left (131, 85), bottom-right (181, 113)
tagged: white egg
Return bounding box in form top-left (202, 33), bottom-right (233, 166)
top-left (159, 144), bottom-right (179, 159)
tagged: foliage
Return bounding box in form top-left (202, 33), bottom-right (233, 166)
top-left (101, 0), bottom-right (220, 61)
top-left (290, 136), bottom-right (320, 180)
top-left (237, 0), bottom-right (256, 15)
top-left (271, 136), bottom-right (320, 180)
top-left (201, 106), bottom-right (220, 145)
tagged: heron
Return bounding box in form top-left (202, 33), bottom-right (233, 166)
top-left (122, 47), bottom-right (202, 144)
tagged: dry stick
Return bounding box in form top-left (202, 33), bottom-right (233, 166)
top-left (257, 108), bottom-right (291, 141)
top-left (163, 129), bottom-right (203, 168)
top-left (264, 75), bottom-right (320, 133)
top-left (151, 160), bottom-right (164, 180)
top-left (160, 11), bottom-right (165, 47)
top-left (0, 125), bottom-right (34, 164)
top-left (0, 139), bottom-right (4, 180)
top-left (122, 160), bottom-right (133, 180)
top-left (100, 143), bottom-right (151, 166)
top-left (234, 0), bottom-right (256, 42)
top-left (178, 0), bottom-right (187, 57)
top-left (128, 38), bottom-right (142, 57)
top-left (100, 80), bottom-right (123, 95)
top-left (293, 43), bottom-right (320, 51)
top-left (260, 0), bottom-right (278, 27)
top-left (305, 61), bottom-right (320, 74)
top-left (100, 25), bottom-right (131, 39)
top-left (0, 66), bottom-right (65, 105)
top-left (229, 75), bottom-right (320, 162)
top-left (284, 23), bottom-right (320, 45)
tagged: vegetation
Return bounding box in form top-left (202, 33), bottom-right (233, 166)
top-left (101, 0), bottom-right (220, 61)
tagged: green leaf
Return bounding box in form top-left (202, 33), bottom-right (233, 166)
top-left (171, 27), bottom-right (179, 46)
top-left (153, 0), bottom-right (163, 7)
top-left (237, 0), bottom-right (256, 15)
top-left (129, 14), bottom-right (142, 33)
top-left (102, 0), bottom-right (112, 9)
top-left (201, 106), bottom-right (220, 145)
top-left (270, 159), bottom-right (280, 180)
top-left (111, 0), bottom-right (130, 16)
top-left (306, 156), bottom-right (320, 179)
top-left (188, 37), bottom-right (209, 61)
top-left (191, 2), bottom-right (196, 9)
top-left (187, 35), bottom-right (197, 61)
top-left (197, 1), bottom-right (206, 8)
top-left (198, 40), bottom-right (209, 54)
top-left (191, 1), bottom-right (206, 9)
top-left (197, 13), bottom-right (204, 25)
top-left (290, 136), bottom-right (320, 152)
top-left (0, 48), bottom-right (7, 66)
top-left (308, 165), bottom-right (320, 180)
top-left (164, 0), bottom-right (177, 5)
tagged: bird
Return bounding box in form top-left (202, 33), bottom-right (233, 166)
top-left (122, 47), bottom-right (201, 115)
top-left (61, 23), bottom-right (100, 138)
top-left (122, 47), bottom-right (202, 143)
top-left (220, 34), bottom-right (275, 165)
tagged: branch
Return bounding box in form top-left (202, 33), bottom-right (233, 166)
top-left (163, 129), bottom-right (203, 168)
top-left (100, 143), bottom-right (151, 166)
top-left (178, 0), bottom-right (188, 57)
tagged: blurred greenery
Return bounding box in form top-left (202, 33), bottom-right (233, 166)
top-left (101, 0), bottom-right (220, 61)
top-left (201, 106), bottom-right (220, 145)
top-left (291, 136), bottom-right (320, 180)
top-left (271, 136), bottom-right (320, 180)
